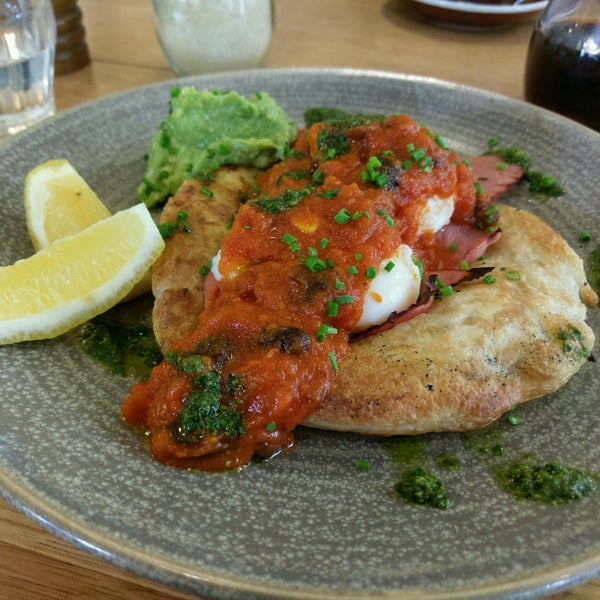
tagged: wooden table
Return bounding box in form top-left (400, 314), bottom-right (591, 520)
top-left (1, 1), bottom-right (598, 598)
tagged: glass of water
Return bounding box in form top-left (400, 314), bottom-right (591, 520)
top-left (153, 0), bottom-right (273, 76)
top-left (0, 0), bottom-right (56, 138)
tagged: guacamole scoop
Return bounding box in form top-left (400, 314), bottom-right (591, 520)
top-left (138, 87), bottom-right (296, 207)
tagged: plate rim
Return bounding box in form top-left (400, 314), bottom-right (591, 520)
top-left (1, 67), bottom-right (599, 600)
top-left (404, 0), bottom-right (548, 15)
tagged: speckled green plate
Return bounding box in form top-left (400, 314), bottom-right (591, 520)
top-left (1, 69), bottom-right (599, 600)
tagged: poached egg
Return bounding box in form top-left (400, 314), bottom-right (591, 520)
top-left (211, 193), bottom-right (455, 333)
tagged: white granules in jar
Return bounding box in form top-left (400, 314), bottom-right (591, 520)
top-left (153, 0), bottom-right (273, 76)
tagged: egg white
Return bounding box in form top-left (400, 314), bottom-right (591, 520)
top-left (211, 248), bottom-right (224, 281)
top-left (418, 194), bottom-right (455, 235)
top-left (354, 244), bottom-right (421, 332)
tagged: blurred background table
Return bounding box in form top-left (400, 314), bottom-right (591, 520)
top-left (1, 0), bottom-right (598, 598)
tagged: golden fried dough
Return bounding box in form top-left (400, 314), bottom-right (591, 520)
top-left (153, 177), bottom-right (596, 434)
top-left (305, 206), bottom-right (597, 434)
top-left (152, 167), bottom-right (257, 350)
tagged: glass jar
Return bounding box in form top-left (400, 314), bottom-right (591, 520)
top-left (524, 0), bottom-right (600, 132)
top-left (153, 0), bottom-right (273, 76)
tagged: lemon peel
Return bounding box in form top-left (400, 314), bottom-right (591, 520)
top-left (0, 204), bottom-right (165, 345)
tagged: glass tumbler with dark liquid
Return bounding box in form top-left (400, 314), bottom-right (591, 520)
top-left (524, 0), bottom-right (600, 132)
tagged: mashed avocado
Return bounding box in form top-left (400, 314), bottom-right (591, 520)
top-left (138, 87), bottom-right (296, 207)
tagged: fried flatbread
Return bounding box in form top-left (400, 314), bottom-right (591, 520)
top-left (152, 176), bottom-right (597, 435)
top-left (152, 167), bottom-right (257, 350)
top-left (307, 205), bottom-right (597, 433)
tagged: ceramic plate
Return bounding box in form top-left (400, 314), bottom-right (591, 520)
top-left (403, 0), bottom-right (547, 28)
top-left (1, 68), bottom-right (599, 600)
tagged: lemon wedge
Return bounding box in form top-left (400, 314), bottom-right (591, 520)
top-left (0, 204), bottom-right (165, 345)
top-left (24, 158), bottom-right (152, 299)
top-left (25, 158), bottom-right (112, 251)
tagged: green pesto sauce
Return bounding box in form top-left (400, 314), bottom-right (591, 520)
top-left (462, 426), bottom-right (506, 458)
top-left (379, 423), bottom-right (597, 510)
top-left (166, 350), bottom-right (245, 440)
top-left (395, 467), bottom-right (453, 510)
top-left (381, 436), bottom-right (453, 510)
top-left (435, 453), bottom-right (462, 471)
top-left (381, 435), bottom-right (427, 470)
top-left (484, 140), bottom-right (564, 197)
top-left (462, 423), bottom-right (597, 505)
top-left (587, 244), bottom-right (600, 297)
top-left (557, 324), bottom-right (592, 361)
top-left (254, 187), bottom-right (310, 214)
top-left (495, 461), bottom-right (597, 505)
top-left (80, 316), bottom-right (162, 380)
top-left (303, 107), bottom-right (386, 131)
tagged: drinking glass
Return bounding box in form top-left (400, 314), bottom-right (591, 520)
top-left (524, 0), bottom-right (600, 132)
top-left (153, 0), bottom-right (273, 77)
top-left (0, 0), bottom-right (56, 138)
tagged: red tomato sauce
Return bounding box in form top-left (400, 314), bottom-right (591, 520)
top-left (122, 114), bottom-right (489, 471)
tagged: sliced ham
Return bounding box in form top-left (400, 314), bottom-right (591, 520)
top-left (468, 155), bottom-right (524, 200)
top-left (436, 224), bottom-right (503, 267)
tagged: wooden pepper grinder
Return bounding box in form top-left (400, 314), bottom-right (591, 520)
top-left (51, 0), bottom-right (90, 75)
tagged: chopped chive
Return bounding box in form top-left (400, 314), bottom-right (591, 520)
top-left (336, 294), bottom-right (353, 305)
top-left (376, 209), bottom-right (394, 227)
top-left (304, 256), bottom-right (326, 272)
top-left (335, 279), bottom-right (345, 290)
top-left (334, 208), bottom-right (351, 224)
top-left (435, 134), bottom-right (449, 150)
top-left (200, 185), bottom-right (214, 197)
top-left (355, 459), bottom-right (371, 471)
top-left (483, 274), bottom-right (497, 284)
top-left (320, 237), bottom-right (330, 249)
top-left (347, 265), bottom-right (359, 276)
top-left (317, 188), bottom-right (339, 199)
top-left (328, 351), bottom-right (339, 372)
top-left (438, 284), bottom-right (453, 297)
top-left (317, 324), bottom-right (338, 342)
top-left (282, 232), bottom-right (300, 254)
top-left (384, 261), bottom-right (395, 272)
top-left (458, 259), bottom-right (470, 271)
top-left (327, 301), bottom-right (339, 317)
top-left (506, 410), bottom-right (522, 426)
top-left (158, 222), bottom-right (175, 238)
top-left (579, 230), bottom-right (592, 243)
top-left (412, 256), bottom-right (424, 280)
top-left (366, 266), bottom-right (377, 279)
top-left (505, 269), bottom-right (521, 281)
top-left (265, 422), bottom-right (276, 432)
top-left (312, 169), bottom-right (324, 184)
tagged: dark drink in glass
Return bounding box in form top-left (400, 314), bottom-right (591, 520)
top-left (524, 4), bottom-right (600, 132)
